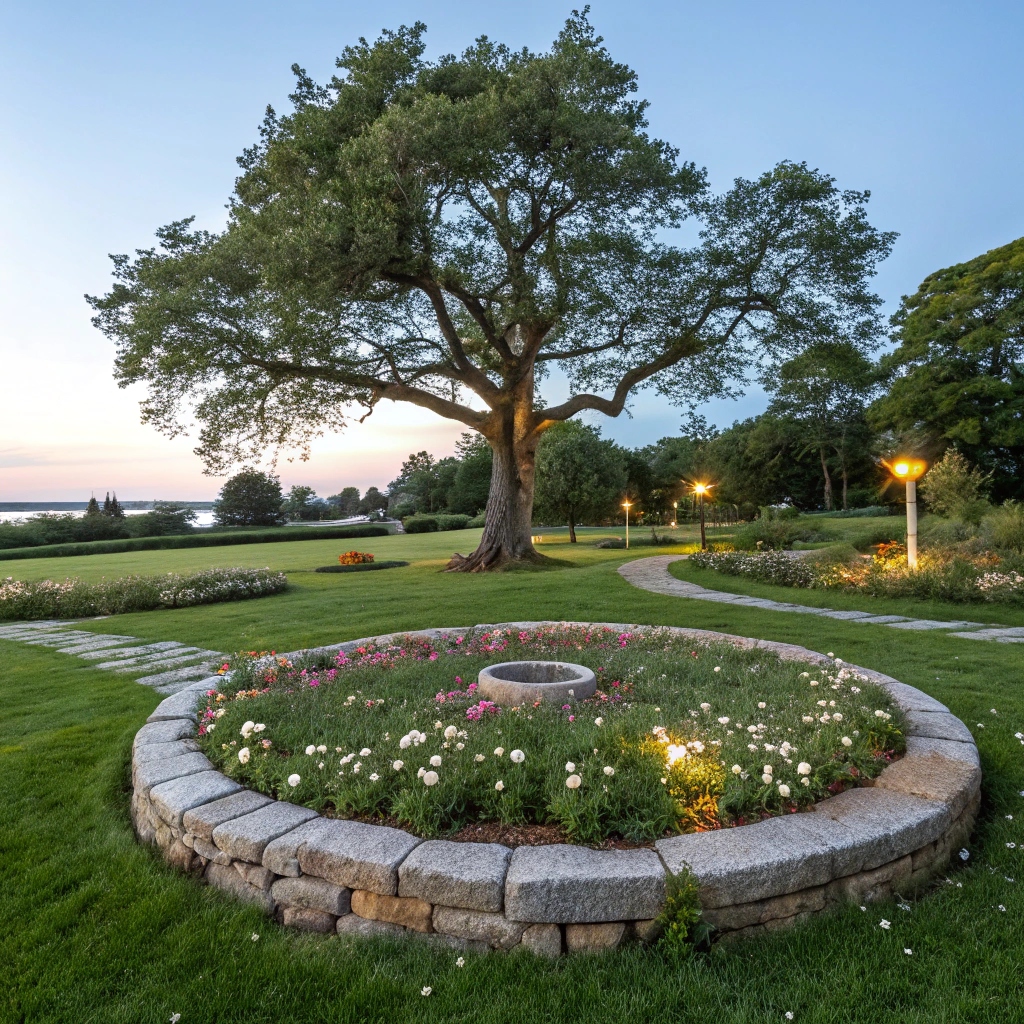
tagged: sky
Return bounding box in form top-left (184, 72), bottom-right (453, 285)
top-left (1, 0), bottom-right (1022, 501)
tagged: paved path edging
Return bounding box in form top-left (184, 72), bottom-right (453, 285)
top-left (130, 621), bottom-right (980, 954)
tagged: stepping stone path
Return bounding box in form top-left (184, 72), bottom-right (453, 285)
top-left (0, 620), bottom-right (226, 693)
top-left (618, 555), bottom-right (1024, 644)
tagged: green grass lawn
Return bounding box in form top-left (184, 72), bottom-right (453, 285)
top-left (4, 530), bottom-right (1024, 1021)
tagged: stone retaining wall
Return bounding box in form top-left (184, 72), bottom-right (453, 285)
top-left (130, 622), bottom-right (981, 955)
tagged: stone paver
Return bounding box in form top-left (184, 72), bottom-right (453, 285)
top-left (617, 556), bottom-right (1017, 643)
top-left (149, 770), bottom-right (242, 829)
top-left (398, 840), bottom-right (511, 912)
top-left (212, 802), bottom-right (319, 864)
top-left (504, 845), bottom-right (665, 924)
top-left (297, 819), bottom-right (422, 895)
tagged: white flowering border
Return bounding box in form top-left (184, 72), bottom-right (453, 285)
top-left (132, 621), bottom-right (981, 951)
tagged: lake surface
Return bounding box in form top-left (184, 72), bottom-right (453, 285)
top-left (0, 510), bottom-right (218, 527)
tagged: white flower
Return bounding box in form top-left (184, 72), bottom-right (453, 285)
top-left (732, 764), bottom-right (742, 775)
top-left (785, 1014), bottom-right (794, 1021)
top-left (317, 744), bottom-right (327, 753)
top-left (700, 702), bottom-right (711, 711)
top-left (430, 755), bottom-right (443, 767)
top-left (360, 747), bottom-right (372, 756)
top-left (317, 761), bottom-right (325, 770)
top-left (216, 708), bottom-right (226, 718)
top-left (763, 764), bottom-right (773, 775)
top-left (423, 771), bottom-right (439, 787)
top-left (421, 986), bottom-right (432, 996)
top-left (797, 762), bottom-right (812, 776)
top-left (801, 777), bottom-right (810, 787)
top-left (762, 774), bottom-right (773, 785)
top-left (565, 762), bottom-right (576, 773)
top-left (566, 774), bottom-right (582, 789)
top-left (494, 747), bottom-right (505, 757)
top-left (490, 778), bottom-right (504, 792)
top-left (594, 717), bottom-right (604, 726)
top-left (510, 749), bottom-right (525, 763)
top-left (353, 763), bottom-right (361, 773)
top-left (456, 957), bottom-right (465, 967)
top-left (241, 720), bottom-right (255, 738)
top-left (238, 747), bottom-right (250, 764)
top-left (393, 760), bottom-right (404, 771)
top-left (879, 919), bottom-right (891, 929)
top-left (444, 725), bottom-right (458, 739)
top-left (840, 736), bottom-right (853, 748)
top-left (718, 717), bottom-right (730, 725)
top-left (832, 713), bottom-right (843, 722)
top-left (399, 735), bottom-right (412, 749)
top-left (305, 744), bottom-right (316, 755)
top-left (287, 773), bottom-right (301, 787)
top-left (904, 948), bottom-right (913, 955)
top-left (253, 722), bottom-right (265, 732)
top-left (747, 725), bottom-right (758, 734)
top-left (778, 784), bottom-right (791, 798)
top-left (714, 666), bottom-right (721, 673)
top-left (369, 773), bottom-right (380, 782)
top-left (171, 1014), bottom-right (182, 1023)
top-left (802, 715), bottom-right (814, 724)
top-left (875, 710), bottom-right (890, 719)
top-left (603, 766), bottom-right (615, 776)
top-left (474, 754), bottom-right (485, 762)
top-left (747, 743), bottom-right (758, 752)
top-left (827, 652), bottom-right (834, 658)
top-left (456, 742), bottom-right (465, 750)
top-left (417, 766), bottom-right (426, 778)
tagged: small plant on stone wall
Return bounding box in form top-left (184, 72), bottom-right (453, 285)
top-left (657, 868), bottom-right (711, 955)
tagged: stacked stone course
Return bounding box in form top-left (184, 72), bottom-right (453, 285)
top-left (131, 622), bottom-right (981, 955)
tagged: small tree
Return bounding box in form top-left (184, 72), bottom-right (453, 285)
top-left (213, 469), bottom-right (284, 527)
top-left (281, 484), bottom-right (320, 521)
top-left (331, 487), bottom-right (362, 515)
top-left (767, 341), bottom-right (879, 509)
top-left (448, 433), bottom-right (494, 515)
top-left (88, 14), bottom-right (894, 569)
top-left (534, 422), bottom-right (626, 542)
top-left (84, 496), bottom-right (102, 518)
top-left (359, 486), bottom-right (389, 516)
top-left (109, 492), bottom-right (126, 519)
top-left (919, 450), bottom-right (990, 525)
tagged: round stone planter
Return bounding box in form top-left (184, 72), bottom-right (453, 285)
top-left (131, 620), bottom-right (980, 955)
top-left (477, 660), bottom-right (597, 705)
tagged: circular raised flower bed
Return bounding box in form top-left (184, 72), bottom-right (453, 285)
top-left (132, 621), bottom-right (980, 955)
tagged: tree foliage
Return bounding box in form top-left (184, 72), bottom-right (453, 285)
top-left (870, 236), bottom-right (1024, 500)
top-left (87, 13), bottom-right (894, 569)
top-left (534, 421), bottom-right (627, 540)
top-left (213, 469), bottom-right (285, 527)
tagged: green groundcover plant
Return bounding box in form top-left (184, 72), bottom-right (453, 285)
top-left (197, 626), bottom-right (904, 844)
top-left (0, 567), bottom-right (287, 621)
top-left (692, 544), bottom-right (1024, 605)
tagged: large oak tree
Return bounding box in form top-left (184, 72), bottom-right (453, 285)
top-left (89, 13), bottom-right (895, 570)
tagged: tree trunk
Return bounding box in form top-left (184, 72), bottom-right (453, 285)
top-left (568, 516), bottom-right (577, 543)
top-left (841, 466), bottom-right (848, 510)
top-left (819, 447), bottom-right (834, 511)
top-left (446, 398), bottom-right (543, 572)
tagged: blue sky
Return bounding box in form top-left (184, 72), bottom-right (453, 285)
top-left (1, 1), bottom-right (1022, 499)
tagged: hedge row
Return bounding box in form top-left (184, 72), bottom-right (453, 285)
top-left (402, 514), bottom-right (472, 533)
top-left (0, 525), bottom-right (390, 562)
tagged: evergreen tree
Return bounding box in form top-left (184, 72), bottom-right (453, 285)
top-left (109, 492), bottom-right (126, 518)
top-left (84, 496), bottom-right (102, 517)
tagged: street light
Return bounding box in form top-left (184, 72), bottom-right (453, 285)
top-left (622, 500), bottom-right (633, 549)
top-left (672, 500), bottom-right (678, 529)
top-left (887, 458), bottom-right (927, 568)
top-left (693, 483), bottom-right (712, 550)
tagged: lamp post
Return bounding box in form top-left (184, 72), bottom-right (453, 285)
top-left (622, 500), bottom-right (632, 549)
top-left (889, 459), bottom-right (927, 569)
top-left (693, 483), bottom-right (711, 550)
top-left (672, 501), bottom-right (678, 529)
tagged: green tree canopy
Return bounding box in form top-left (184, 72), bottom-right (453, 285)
top-left (88, 13), bottom-right (895, 569)
top-left (213, 468), bottom-right (285, 527)
top-left (767, 341), bottom-right (879, 509)
top-left (870, 236), bottom-right (1024, 501)
top-left (534, 420), bottom-right (626, 541)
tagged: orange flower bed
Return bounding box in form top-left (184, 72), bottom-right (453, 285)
top-left (338, 551), bottom-right (375, 565)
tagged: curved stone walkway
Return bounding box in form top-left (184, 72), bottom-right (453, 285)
top-left (618, 555), bottom-right (1024, 644)
top-left (0, 620), bottom-right (225, 693)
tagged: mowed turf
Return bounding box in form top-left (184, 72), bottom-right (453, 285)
top-left (3, 530), bottom-right (1024, 1022)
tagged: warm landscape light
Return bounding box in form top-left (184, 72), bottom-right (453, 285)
top-left (693, 482), bottom-right (709, 495)
top-left (887, 458), bottom-right (927, 481)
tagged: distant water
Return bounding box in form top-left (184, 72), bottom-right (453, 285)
top-left (0, 510), bottom-right (217, 527)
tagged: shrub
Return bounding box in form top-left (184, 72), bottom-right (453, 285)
top-left (920, 451), bottom-right (991, 525)
top-left (0, 568), bottom-right (287, 621)
top-left (467, 512), bottom-right (487, 528)
top-left (810, 506), bottom-right (890, 519)
top-left (314, 561), bottom-right (409, 574)
top-left (0, 524), bottom-right (388, 561)
top-left (403, 516), bottom-right (438, 533)
top-left (982, 501), bottom-right (1024, 554)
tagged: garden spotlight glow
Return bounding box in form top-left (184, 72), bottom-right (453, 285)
top-left (691, 482), bottom-right (713, 550)
top-left (622, 500), bottom-right (633, 549)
